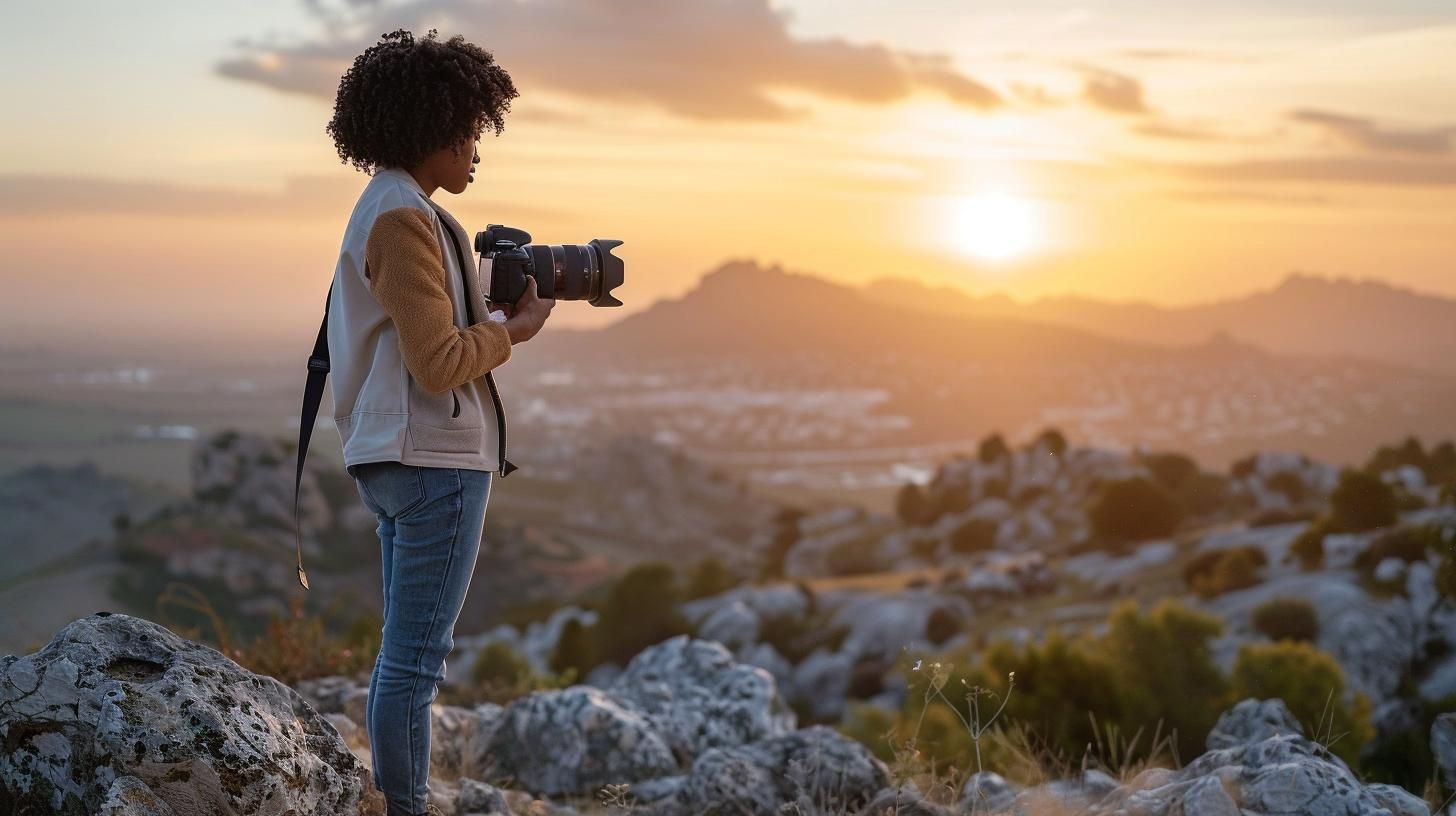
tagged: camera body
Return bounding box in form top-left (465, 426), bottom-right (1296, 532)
top-left (475, 225), bottom-right (624, 308)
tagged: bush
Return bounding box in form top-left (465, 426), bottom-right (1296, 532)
top-left (948, 517), bottom-right (999, 555)
top-left (1089, 477), bottom-right (1185, 546)
top-left (1265, 470), bottom-right (1306, 504)
top-left (978, 433), bottom-right (1010, 464)
top-left (472, 640), bottom-right (536, 690)
top-left (1140, 452), bottom-right (1199, 493)
top-left (685, 556), bottom-right (740, 600)
top-left (1328, 469), bottom-right (1396, 533)
top-left (1184, 546), bottom-right (1267, 597)
top-left (896, 482), bottom-right (929, 525)
top-left (1354, 523), bottom-right (1444, 574)
top-left (1231, 641), bottom-right (1374, 766)
top-left (593, 561), bottom-right (692, 667)
top-left (1103, 599), bottom-right (1229, 761)
top-left (1290, 518), bottom-right (1330, 570)
top-left (229, 596), bottom-right (378, 687)
top-left (1248, 506), bottom-right (1316, 528)
top-left (1250, 598), bottom-right (1320, 642)
top-left (1034, 427), bottom-right (1068, 457)
top-left (549, 616), bottom-right (599, 677)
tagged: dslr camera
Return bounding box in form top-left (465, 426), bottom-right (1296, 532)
top-left (475, 225), bottom-right (624, 308)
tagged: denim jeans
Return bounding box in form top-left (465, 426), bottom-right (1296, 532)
top-left (350, 461), bottom-right (493, 816)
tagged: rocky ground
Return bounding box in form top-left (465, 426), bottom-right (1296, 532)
top-left (1, 613), bottom-right (1445, 816)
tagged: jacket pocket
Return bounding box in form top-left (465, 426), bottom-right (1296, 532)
top-left (408, 423), bottom-right (483, 454)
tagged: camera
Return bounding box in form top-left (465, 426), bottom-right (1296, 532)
top-left (475, 225), bottom-right (624, 308)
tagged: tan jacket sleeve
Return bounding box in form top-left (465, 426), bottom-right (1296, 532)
top-left (364, 206), bottom-right (512, 394)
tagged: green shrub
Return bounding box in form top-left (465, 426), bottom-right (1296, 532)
top-left (896, 482), bottom-right (929, 525)
top-left (1249, 507), bottom-right (1316, 528)
top-left (1438, 555), bottom-right (1456, 599)
top-left (472, 640), bottom-right (536, 690)
top-left (1089, 477), bottom-right (1185, 546)
top-left (948, 517), bottom-right (999, 555)
top-left (1034, 427), bottom-right (1068, 457)
top-left (978, 433), bottom-right (1010, 464)
top-left (1290, 518), bottom-right (1330, 570)
top-left (1141, 452), bottom-right (1199, 493)
top-left (1231, 641), bottom-right (1374, 766)
top-left (1103, 599), bottom-right (1229, 761)
top-left (1184, 546), bottom-right (1267, 597)
top-left (1328, 469), bottom-right (1396, 533)
top-left (1265, 470), bottom-right (1306, 504)
top-left (1354, 523), bottom-right (1444, 574)
top-left (684, 556), bottom-right (740, 601)
top-left (593, 561), bottom-right (691, 667)
top-left (1250, 598), bottom-right (1320, 642)
top-left (549, 616), bottom-right (599, 677)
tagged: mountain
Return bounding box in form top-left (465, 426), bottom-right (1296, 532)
top-left (862, 272), bottom-right (1456, 375)
top-left (510, 261), bottom-right (1456, 471)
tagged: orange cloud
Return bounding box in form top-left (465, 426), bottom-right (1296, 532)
top-left (1291, 108), bottom-right (1455, 155)
top-left (217, 0), bottom-right (1003, 120)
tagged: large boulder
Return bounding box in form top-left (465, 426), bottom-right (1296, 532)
top-left (607, 636), bottom-right (795, 761)
top-left (0, 613), bottom-right (363, 816)
top-left (479, 685), bottom-right (678, 796)
top-left (644, 725), bottom-right (889, 816)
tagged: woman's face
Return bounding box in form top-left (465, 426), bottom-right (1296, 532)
top-left (436, 132), bottom-right (481, 195)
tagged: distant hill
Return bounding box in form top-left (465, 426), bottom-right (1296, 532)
top-left (514, 261), bottom-right (1456, 470)
top-left (862, 272), bottom-right (1456, 375)
top-left (543, 260), bottom-right (1250, 367)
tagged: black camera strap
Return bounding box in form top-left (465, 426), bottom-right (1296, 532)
top-left (293, 282), bottom-right (332, 590)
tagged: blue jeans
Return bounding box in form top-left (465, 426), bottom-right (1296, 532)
top-left (351, 461), bottom-right (492, 816)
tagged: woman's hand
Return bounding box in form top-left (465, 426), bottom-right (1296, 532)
top-left (502, 277), bottom-right (555, 344)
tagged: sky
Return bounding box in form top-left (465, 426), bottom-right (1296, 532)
top-left (2, 0), bottom-right (1454, 354)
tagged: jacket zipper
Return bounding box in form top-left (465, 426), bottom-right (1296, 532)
top-left (450, 389), bottom-right (461, 418)
top-left (431, 202), bottom-right (513, 475)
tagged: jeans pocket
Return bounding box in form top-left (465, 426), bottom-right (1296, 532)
top-left (355, 461), bottom-right (428, 517)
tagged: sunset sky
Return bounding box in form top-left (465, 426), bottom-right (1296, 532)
top-left (3, 0), bottom-right (1454, 353)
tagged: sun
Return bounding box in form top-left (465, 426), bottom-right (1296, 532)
top-left (952, 192), bottom-right (1039, 262)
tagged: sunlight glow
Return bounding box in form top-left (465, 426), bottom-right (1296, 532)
top-left (952, 192), bottom-right (1039, 262)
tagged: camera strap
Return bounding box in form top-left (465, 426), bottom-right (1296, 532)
top-left (292, 281), bottom-right (333, 590)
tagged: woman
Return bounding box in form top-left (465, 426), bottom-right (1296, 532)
top-left (322, 28), bottom-right (553, 816)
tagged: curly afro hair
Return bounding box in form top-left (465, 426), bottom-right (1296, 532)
top-left (326, 28), bottom-right (518, 175)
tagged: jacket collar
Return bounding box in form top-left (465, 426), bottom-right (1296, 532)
top-left (374, 165), bottom-right (428, 198)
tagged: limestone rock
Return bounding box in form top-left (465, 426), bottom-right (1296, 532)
top-left (608, 635), bottom-right (795, 760)
top-left (479, 685), bottom-right (677, 796)
top-left (0, 613), bottom-right (362, 816)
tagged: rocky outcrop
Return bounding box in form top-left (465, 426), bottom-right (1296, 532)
top-left (0, 613), bottom-right (363, 816)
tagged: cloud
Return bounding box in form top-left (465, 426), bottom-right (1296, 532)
top-left (216, 0), bottom-right (1003, 121)
top-left (1174, 157), bottom-right (1456, 187)
top-left (0, 173), bottom-right (563, 220)
top-left (1290, 108), bottom-right (1455, 155)
top-left (1080, 67), bottom-right (1147, 115)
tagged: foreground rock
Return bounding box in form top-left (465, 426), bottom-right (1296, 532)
top-left (0, 613), bottom-right (363, 816)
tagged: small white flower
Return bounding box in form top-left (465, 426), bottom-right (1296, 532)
top-left (912, 659), bottom-right (923, 672)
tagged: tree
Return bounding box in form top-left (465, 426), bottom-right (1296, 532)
top-left (1089, 477), bottom-right (1185, 546)
top-left (1328, 469), bottom-right (1396, 533)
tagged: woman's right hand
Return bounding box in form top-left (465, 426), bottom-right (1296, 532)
top-left (502, 277), bottom-right (555, 344)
